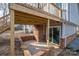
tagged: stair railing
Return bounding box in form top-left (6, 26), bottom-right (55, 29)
top-left (0, 14), bottom-right (10, 33)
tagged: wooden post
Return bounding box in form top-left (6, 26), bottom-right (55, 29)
top-left (46, 19), bottom-right (50, 47)
top-left (46, 3), bottom-right (50, 47)
top-left (23, 25), bottom-right (26, 33)
top-left (10, 10), bottom-right (15, 55)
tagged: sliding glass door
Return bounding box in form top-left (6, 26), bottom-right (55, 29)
top-left (50, 26), bottom-right (60, 44)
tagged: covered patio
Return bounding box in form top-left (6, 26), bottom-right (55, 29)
top-left (9, 4), bottom-right (62, 56)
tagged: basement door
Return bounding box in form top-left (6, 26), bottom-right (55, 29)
top-left (50, 26), bottom-right (60, 44)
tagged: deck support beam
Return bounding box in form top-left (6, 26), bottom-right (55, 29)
top-left (10, 10), bottom-right (15, 55)
top-left (46, 19), bottom-right (50, 47)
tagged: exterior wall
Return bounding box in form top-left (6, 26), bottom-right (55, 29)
top-left (62, 3), bottom-right (79, 24)
top-left (69, 3), bottom-right (79, 25)
top-left (62, 23), bottom-right (76, 38)
top-left (60, 3), bottom-right (79, 48)
top-left (61, 22), bottom-right (77, 48)
top-left (33, 25), bottom-right (46, 42)
top-left (60, 33), bottom-right (76, 48)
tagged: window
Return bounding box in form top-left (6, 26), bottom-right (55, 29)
top-left (62, 3), bottom-right (69, 21)
top-left (56, 3), bottom-right (62, 8)
top-left (15, 25), bottom-right (23, 31)
top-left (25, 25), bottom-right (33, 34)
top-left (15, 25), bottom-right (33, 34)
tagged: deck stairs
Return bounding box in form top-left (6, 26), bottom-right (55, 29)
top-left (0, 14), bottom-right (10, 55)
top-left (0, 14), bottom-right (10, 34)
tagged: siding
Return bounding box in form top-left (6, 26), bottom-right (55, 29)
top-left (62, 23), bottom-right (76, 38)
top-left (62, 22), bottom-right (77, 47)
top-left (70, 3), bottom-right (79, 25)
top-left (62, 3), bottom-right (78, 38)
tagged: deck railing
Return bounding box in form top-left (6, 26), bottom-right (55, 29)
top-left (27, 3), bottom-right (46, 10)
top-left (17, 3), bottom-right (62, 18)
top-left (27, 3), bottom-right (62, 18)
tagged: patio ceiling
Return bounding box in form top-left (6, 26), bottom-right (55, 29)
top-left (14, 10), bottom-right (61, 26)
top-left (15, 10), bottom-right (47, 25)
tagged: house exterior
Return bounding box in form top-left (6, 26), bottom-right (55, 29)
top-left (0, 3), bottom-right (62, 55)
top-left (0, 3), bottom-right (79, 56)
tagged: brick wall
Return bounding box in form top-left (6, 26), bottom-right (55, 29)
top-left (66, 33), bottom-right (76, 45)
top-left (60, 33), bottom-right (76, 48)
top-left (33, 25), bottom-right (46, 42)
top-left (60, 38), bottom-right (65, 48)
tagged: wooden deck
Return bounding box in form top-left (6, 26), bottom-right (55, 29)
top-left (22, 40), bottom-right (63, 56)
top-left (0, 31), bottom-right (62, 56)
top-left (23, 40), bottom-right (49, 55)
top-left (0, 39), bottom-right (62, 56)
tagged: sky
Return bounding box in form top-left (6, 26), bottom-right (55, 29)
top-left (0, 10), bottom-right (3, 17)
